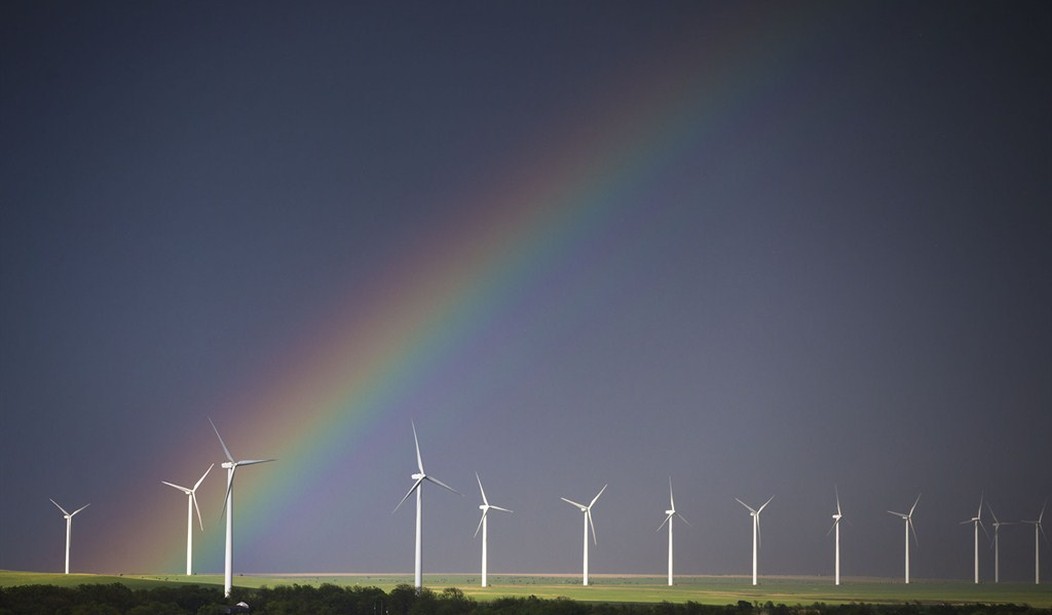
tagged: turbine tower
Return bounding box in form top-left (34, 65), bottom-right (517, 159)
top-left (474, 472), bottom-right (512, 588)
top-left (959, 494), bottom-right (987, 584)
top-left (887, 494), bottom-right (921, 584)
top-left (827, 487), bottom-right (844, 586)
top-left (393, 421), bottom-right (460, 589)
top-left (1021, 499), bottom-right (1047, 585)
top-left (561, 484), bottom-right (607, 586)
top-left (657, 477), bottom-right (689, 586)
top-left (162, 463), bottom-right (214, 575)
top-left (50, 499), bottom-right (89, 574)
top-left (735, 495), bottom-right (774, 586)
top-left (210, 418), bottom-right (274, 597)
top-left (986, 502), bottom-right (1014, 583)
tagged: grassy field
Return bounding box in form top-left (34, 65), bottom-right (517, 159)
top-left (2, 571), bottom-right (1049, 607)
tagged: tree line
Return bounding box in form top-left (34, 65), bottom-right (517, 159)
top-left (0, 582), bottom-right (1045, 615)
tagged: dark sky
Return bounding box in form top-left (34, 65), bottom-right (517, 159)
top-left (2, 1), bottom-right (1050, 583)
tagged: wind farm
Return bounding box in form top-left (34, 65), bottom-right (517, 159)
top-left (3, 0), bottom-right (1051, 610)
top-left (18, 418), bottom-right (1052, 608)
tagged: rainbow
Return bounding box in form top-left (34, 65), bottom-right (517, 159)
top-left (98, 4), bottom-right (830, 573)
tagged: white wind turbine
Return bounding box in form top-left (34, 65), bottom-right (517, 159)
top-left (474, 472), bottom-right (512, 588)
top-left (657, 477), bottom-right (690, 586)
top-left (209, 418), bottom-right (275, 598)
top-left (827, 487), bottom-right (844, 586)
top-left (1021, 499), bottom-right (1047, 585)
top-left (735, 496), bottom-right (773, 586)
top-left (50, 499), bottom-right (89, 574)
top-left (393, 421), bottom-right (460, 589)
top-left (887, 494), bottom-right (921, 584)
top-left (162, 463), bottom-right (214, 575)
top-left (959, 494), bottom-right (987, 584)
top-left (561, 484), bottom-right (607, 586)
top-left (986, 502), bottom-right (1014, 584)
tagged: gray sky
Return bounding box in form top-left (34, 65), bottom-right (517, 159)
top-left (2, 1), bottom-right (1050, 583)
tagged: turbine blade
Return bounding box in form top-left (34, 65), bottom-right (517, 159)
top-left (476, 472), bottom-right (488, 505)
top-left (979, 520), bottom-right (990, 541)
top-left (756, 516), bottom-right (763, 550)
top-left (209, 417), bottom-right (234, 463)
top-left (909, 517), bottom-right (919, 545)
top-left (669, 477), bottom-right (675, 510)
top-left (562, 497), bottom-right (586, 510)
top-left (394, 478), bottom-right (424, 513)
top-left (192, 492), bottom-right (204, 531)
top-left (587, 509), bottom-right (597, 545)
top-left (219, 467), bottom-right (236, 520)
top-left (826, 519), bottom-right (838, 536)
top-left (193, 463), bottom-right (214, 491)
top-left (162, 481), bottom-right (191, 494)
top-left (1039, 499), bottom-right (1047, 523)
top-left (474, 510), bottom-right (487, 538)
top-left (411, 420), bottom-right (424, 474)
top-left (658, 512), bottom-right (673, 532)
top-left (757, 495), bottom-right (774, 514)
top-left (888, 510), bottom-right (905, 517)
top-left (735, 498), bottom-right (757, 514)
top-left (835, 486), bottom-right (842, 516)
top-left (491, 505), bottom-right (513, 513)
top-left (425, 475), bottom-right (461, 496)
top-left (589, 484), bottom-right (608, 508)
top-left (986, 501), bottom-right (999, 525)
top-left (909, 493), bottom-right (921, 516)
top-left (70, 503), bottom-right (90, 516)
top-left (50, 499), bottom-right (69, 516)
top-left (676, 512), bottom-right (692, 527)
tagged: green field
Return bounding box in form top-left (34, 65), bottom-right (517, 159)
top-left (2, 571), bottom-right (1049, 608)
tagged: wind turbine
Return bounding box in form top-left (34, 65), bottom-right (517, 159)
top-left (959, 494), bottom-right (987, 584)
top-left (827, 487), bottom-right (844, 586)
top-left (887, 494), bottom-right (921, 584)
top-left (393, 421), bottom-right (460, 589)
top-left (1021, 499), bottom-right (1047, 585)
top-left (50, 499), bottom-right (89, 574)
top-left (735, 495), bottom-right (774, 586)
top-left (986, 502), bottom-right (1013, 584)
top-left (474, 472), bottom-right (512, 588)
top-left (657, 477), bottom-right (690, 586)
top-left (209, 417), bottom-right (274, 598)
top-left (561, 484), bottom-right (607, 586)
top-left (162, 463), bottom-right (214, 575)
